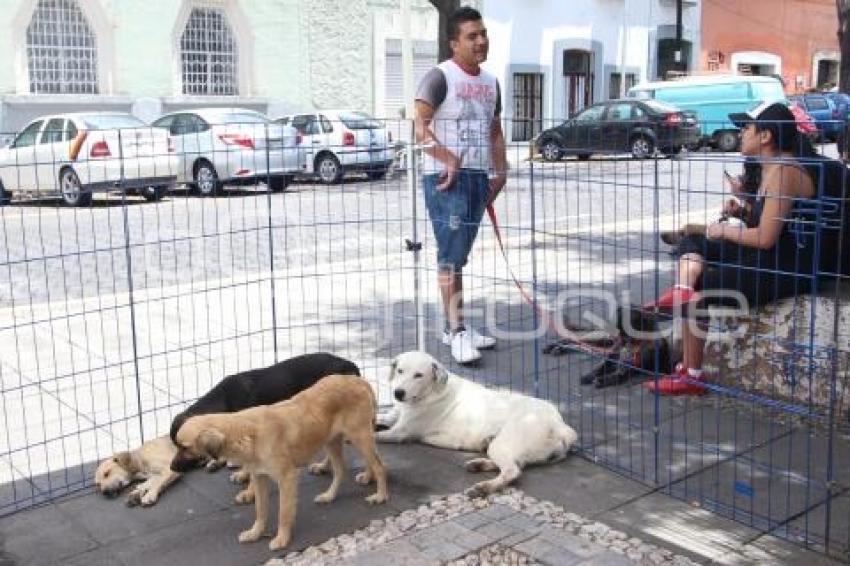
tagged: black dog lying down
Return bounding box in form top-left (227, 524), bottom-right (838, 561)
top-left (170, 352), bottom-right (361, 451)
top-left (543, 305), bottom-right (673, 388)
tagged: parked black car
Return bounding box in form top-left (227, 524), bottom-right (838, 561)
top-left (535, 99), bottom-right (701, 161)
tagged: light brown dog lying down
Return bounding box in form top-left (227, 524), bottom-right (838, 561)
top-left (171, 374), bottom-right (389, 551)
top-left (94, 436), bottom-right (181, 506)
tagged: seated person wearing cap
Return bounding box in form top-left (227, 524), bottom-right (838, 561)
top-left (646, 102), bottom-right (818, 395)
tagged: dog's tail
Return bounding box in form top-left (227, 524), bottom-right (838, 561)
top-left (366, 380), bottom-right (379, 431)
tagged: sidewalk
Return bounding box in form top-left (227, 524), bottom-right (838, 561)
top-left (0, 442), bottom-right (841, 565)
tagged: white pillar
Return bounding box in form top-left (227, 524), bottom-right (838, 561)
top-left (620, 0), bottom-right (629, 98)
top-left (401, 0), bottom-right (414, 120)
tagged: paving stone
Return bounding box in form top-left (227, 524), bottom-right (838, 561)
top-left (536, 527), bottom-right (601, 558)
top-left (342, 540), bottom-right (437, 566)
top-left (418, 540), bottom-right (468, 562)
top-left (515, 536), bottom-right (566, 561)
top-left (475, 504), bottom-right (517, 521)
top-left (473, 520), bottom-right (517, 541)
top-left (500, 526), bottom-right (543, 546)
top-left (500, 512), bottom-right (545, 531)
top-left (426, 520), bottom-right (477, 543)
top-left (537, 548), bottom-right (584, 566)
top-left (456, 510), bottom-right (495, 530)
top-left (407, 527), bottom-right (451, 551)
top-left (577, 551), bottom-right (634, 565)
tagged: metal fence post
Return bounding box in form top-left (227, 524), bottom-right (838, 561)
top-left (117, 128), bottom-right (144, 442)
top-left (529, 158), bottom-right (540, 398)
top-left (652, 152), bottom-right (661, 486)
top-left (409, 122), bottom-right (423, 350)
top-left (264, 123), bottom-right (279, 363)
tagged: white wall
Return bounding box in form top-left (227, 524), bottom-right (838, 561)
top-left (480, 0), bottom-right (701, 131)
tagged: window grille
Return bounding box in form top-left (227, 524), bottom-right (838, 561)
top-left (181, 7), bottom-right (238, 95)
top-left (512, 73), bottom-right (543, 142)
top-left (26, 0), bottom-right (99, 94)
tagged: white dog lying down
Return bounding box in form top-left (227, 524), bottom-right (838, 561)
top-left (377, 351), bottom-right (577, 496)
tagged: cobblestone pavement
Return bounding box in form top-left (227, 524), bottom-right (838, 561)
top-left (267, 489), bottom-right (698, 566)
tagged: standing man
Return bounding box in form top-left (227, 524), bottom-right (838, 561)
top-left (414, 6), bottom-right (507, 364)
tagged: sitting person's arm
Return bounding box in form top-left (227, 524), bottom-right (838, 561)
top-left (708, 165), bottom-right (809, 249)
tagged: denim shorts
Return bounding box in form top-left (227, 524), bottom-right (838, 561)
top-left (422, 169), bottom-right (490, 272)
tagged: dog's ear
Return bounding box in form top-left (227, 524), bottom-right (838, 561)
top-left (432, 361), bottom-right (448, 385)
top-left (114, 451), bottom-right (140, 473)
top-left (198, 428), bottom-right (226, 459)
top-left (388, 356), bottom-right (398, 382)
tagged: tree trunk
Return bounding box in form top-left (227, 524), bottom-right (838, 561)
top-left (429, 0), bottom-right (460, 62)
top-left (840, 1), bottom-right (850, 92)
top-left (838, 1), bottom-right (850, 159)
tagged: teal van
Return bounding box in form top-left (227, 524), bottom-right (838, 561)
top-left (627, 75), bottom-right (786, 151)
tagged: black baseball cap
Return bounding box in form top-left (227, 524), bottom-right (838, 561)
top-left (729, 101), bottom-right (798, 151)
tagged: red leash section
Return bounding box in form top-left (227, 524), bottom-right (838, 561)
top-left (485, 204), bottom-right (617, 357)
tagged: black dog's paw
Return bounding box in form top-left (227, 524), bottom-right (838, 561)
top-left (543, 341), bottom-right (571, 356)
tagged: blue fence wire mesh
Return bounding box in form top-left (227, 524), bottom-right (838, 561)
top-left (0, 115), bottom-right (848, 559)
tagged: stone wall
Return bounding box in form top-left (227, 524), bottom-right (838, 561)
top-left (306, 0), bottom-right (372, 112)
top-left (703, 282), bottom-right (850, 421)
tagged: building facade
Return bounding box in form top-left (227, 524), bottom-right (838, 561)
top-left (700, 0), bottom-right (839, 93)
top-left (0, 0), bottom-right (442, 133)
top-left (479, 0), bottom-right (701, 143)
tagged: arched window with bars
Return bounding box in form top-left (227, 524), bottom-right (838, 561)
top-left (26, 0), bottom-right (99, 94)
top-left (180, 7), bottom-right (239, 95)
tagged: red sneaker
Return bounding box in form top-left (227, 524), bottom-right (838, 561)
top-left (644, 364), bottom-right (707, 396)
top-left (644, 286), bottom-right (699, 310)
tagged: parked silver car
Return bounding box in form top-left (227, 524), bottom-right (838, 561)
top-left (275, 110), bottom-right (394, 183)
top-left (152, 108), bottom-right (300, 196)
top-left (0, 112), bottom-right (177, 206)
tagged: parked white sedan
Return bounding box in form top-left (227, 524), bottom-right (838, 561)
top-left (0, 112), bottom-right (178, 206)
top-left (275, 110), bottom-right (394, 183)
top-left (152, 108), bottom-right (300, 196)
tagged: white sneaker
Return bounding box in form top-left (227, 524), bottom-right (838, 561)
top-left (442, 328), bottom-right (496, 350)
top-left (449, 330), bottom-right (482, 364)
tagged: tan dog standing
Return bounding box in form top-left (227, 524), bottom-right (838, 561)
top-left (94, 436), bottom-right (181, 507)
top-left (171, 374), bottom-right (388, 551)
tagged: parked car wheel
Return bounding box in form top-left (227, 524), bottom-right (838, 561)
top-left (715, 130), bottom-right (739, 153)
top-left (367, 169), bottom-right (388, 181)
top-left (194, 160), bottom-right (221, 197)
top-left (0, 180), bottom-right (9, 206)
top-left (630, 135), bottom-right (654, 159)
top-left (540, 140), bottom-right (563, 162)
top-left (140, 185), bottom-right (168, 202)
top-left (316, 153), bottom-right (343, 184)
top-left (268, 175), bottom-right (292, 192)
top-left (577, 153), bottom-right (592, 161)
top-left (59, 168), bottom-right (92, 207)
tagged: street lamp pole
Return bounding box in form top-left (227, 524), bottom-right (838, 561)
top-left (675, 0), bottom-right (684, 72)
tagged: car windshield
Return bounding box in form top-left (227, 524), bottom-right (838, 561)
top-left (81, 114), bottom-right (146, 129)
top-left (750, 80), bottom-right (785, 103)
top-left (208, 112), bottom-right (270, 125)
top-left (642, 100), bottom-right (680, 114)
top-left (338, 112), bottom-right (381, 129)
